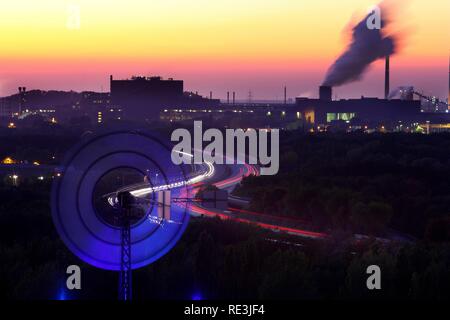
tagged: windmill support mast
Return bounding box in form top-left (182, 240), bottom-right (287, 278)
top-left (119, 216), bottom-right (132, 300)
top-left (117, 192), bottom-right (134, 300)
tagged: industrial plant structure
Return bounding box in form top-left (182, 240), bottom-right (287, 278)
top-left (295, 56), bottom-right (431, 128)
top-left (295, 86), bottom-right (422, 128)
top-left (110, 75), bottom-right (219, 121)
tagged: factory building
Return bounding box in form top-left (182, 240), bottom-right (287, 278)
top-left (110, 75), bottom-right (184, 121)
top-left (295, 56), bottom-right (448, 129)
top-left (295, 57), bottom-right (424, 129)
top-left (295, 85), bottom-right (422, 128)
top-left (110, 75), bottom-right (220, 121)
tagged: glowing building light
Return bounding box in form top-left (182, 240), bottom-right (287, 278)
top-left (2, 157), bottom-right (16, 165)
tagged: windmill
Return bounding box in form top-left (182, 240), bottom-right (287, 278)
top-left (51, 130), bottom-right (194, 300)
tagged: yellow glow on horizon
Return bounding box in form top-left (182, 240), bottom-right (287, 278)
top-left (0, 0), bottom-right (447, 62)
top-left (0, 0), bottom-right (448, 102)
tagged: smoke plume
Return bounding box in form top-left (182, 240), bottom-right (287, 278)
top-left (322, 2), bottom-right (398, 87)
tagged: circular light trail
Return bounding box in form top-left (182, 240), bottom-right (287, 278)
top-left (51, 130), bottom-right (191, 271)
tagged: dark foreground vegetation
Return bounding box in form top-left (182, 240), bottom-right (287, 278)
top-left (0, 178), bottom-right (449, 300)
top-left (234, 132), bottom-right (450, 240)
top-left (0, 131), bottom-right (449, 300)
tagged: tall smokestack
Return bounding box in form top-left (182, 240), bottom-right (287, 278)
top-left (385, 55), bottom-right (390, 99)
top-left (319, 86), bottom-right (332, 101)
top-left (227, 91), bottom-right (230, 104)
top-left (232, 92), bottom-right (235, 105)
top-left (18, 87), bottom-right (26, 115)
top-left (284, 86), bottom-right (287, 105)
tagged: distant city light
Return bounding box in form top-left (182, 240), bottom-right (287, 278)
top-left (2, 157), bottom-right (16, 165)
top-left (8, 122), bottom-right (16, 129)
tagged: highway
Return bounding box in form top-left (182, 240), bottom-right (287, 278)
top-left (182, 162), bottom-right (328, 240)
top-left (102, 153), bottom-right (328, 240)
top-left (5, 154), bottom-right (328, 240)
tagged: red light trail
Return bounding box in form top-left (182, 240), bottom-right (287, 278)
top-left (179, 163), bottom-right (328, 240)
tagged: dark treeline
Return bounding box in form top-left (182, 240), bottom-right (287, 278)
top-left (0, 179), bottom-right (449, 300)
top-left (0, 130), bottom-right (79, 164)
top-left (234, 132), bottom-right (450, 240)
top-left (1, 132), bottom-right (449, 300)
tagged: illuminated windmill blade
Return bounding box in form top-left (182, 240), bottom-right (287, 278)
top-left (138, 190), bottom-right (181, 226)
top-left (157, 190), bottom-right (171, 221)
top-left (156, 190), bottom-right (182, 225)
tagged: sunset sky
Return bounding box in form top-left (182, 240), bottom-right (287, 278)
top-left (0, 0), bottom-right (448, 100)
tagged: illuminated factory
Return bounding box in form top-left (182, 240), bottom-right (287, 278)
top-left (293, 61), bottom-right (449, 131)
top-left (295, 57), bottom-right (423, 129)
top-left (295, 85), bottom-right (422, 128)
top-left (160, 56), bottom-right (449, 131)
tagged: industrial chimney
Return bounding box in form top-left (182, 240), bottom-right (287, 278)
top-left (319, 86), bottom-right (332, 101)
top-left (385, 56), bottom-right (390, 99)
top-left (18, 87), bottom-right (26, 115)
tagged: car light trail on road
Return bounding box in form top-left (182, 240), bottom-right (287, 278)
top-left (106, 151), bottom-right (214, 205)
top-left (105, 152), bottom-right (327, 240)
top-left (175, 163), bottom-right (328, 240)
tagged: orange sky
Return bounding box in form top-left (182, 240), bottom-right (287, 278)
top-left (0, 0), bottom-right (448, 100)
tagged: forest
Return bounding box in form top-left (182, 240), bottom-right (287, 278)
top-left (234, 132), bottom-right (450, 240)
top-left (0, 174), bottom-right (448, 300)
top-left (0, 131), bottom-right (449, 300)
